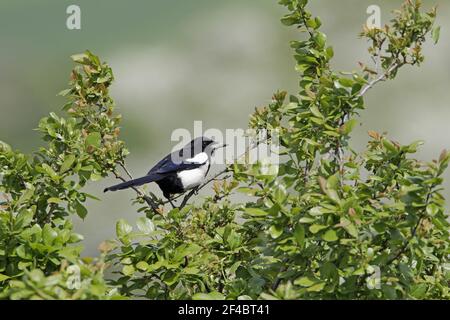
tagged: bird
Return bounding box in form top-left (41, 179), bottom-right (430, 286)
top-left (103, 136), bottom-right (225, 205)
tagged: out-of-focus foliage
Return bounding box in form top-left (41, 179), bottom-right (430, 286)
top-left (1, 0), bottom-right (448, 300)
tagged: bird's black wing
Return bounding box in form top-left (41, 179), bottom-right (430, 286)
top-left (147, 149), bottom-right (204, 175)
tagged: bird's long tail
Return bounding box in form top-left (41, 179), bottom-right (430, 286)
top-left (104, 173), bottom-right (163, 192)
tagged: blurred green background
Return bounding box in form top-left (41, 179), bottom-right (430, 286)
top-left (0, 0), bottom-right (448, 256)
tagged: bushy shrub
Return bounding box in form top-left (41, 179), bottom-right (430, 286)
top-left (0, 0), bottom-right (448, 299)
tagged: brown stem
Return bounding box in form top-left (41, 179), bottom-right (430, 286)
top-left (113, 168), bottom-right (160, 215)
top-left (358, 62), bottom-right (401, 97)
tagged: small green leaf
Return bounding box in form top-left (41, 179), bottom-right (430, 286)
top-left (15, 207), bottom-right (35, 229)
top-left (310, 105), bottom-right (323, 118)
top-left (173, 244), bottom-right (203, 264)
top-left (42, 164), bottom-right (60, 182)
top-left (244, 208), bottom-right (268, 217)
top-left (299, 217), bottom-right (315, 224)
top-left (314, 31), bottom-right (327, 48)
top-left (269, 225), bottom-right (283, 239)
top-left (116, 219), bottom-right (133, 239)
top-left (326, 46), bottom-right (334, 59)
top-left (340, 218), bottom-right (358, 238)
top-left (47, 197), bottom-right (62, 204)
top-left (73, 200), bottom-right (88, 219)
top-left (382, 139), bottom-right (397, 153)
top-left (338, 77), bottom-right (354, 88)
top-left (85, 132), bottom-right (102, 148)
top-left (294, 276), bottom-right (316, 287)
top-left (122, 265), bottom-right (135, 276)
top-left (0, 274), bottom-right (10, 282)
top-left (294, 224), bottom-right (305, 247)
top-left (307, 282), bottom-right (326, 292)
top-left (60, 154), bottom-right (76, 174)
top-left (341, 119), bottom-right (358, 135)
top-left (322, 229), bottom-right (338, 242)
top-left (192, 292), bottom-right (225, 300)
top-left (71, 53), bottom-right (89, 64)
top-left (136, 217), bottom-right (155, 234)
top-left (432, 26), bottom-right (440, 44)
top-left (136, 261), bottom-right (149, 271)
top-left (42, 224), bottom-right (58, 246)
top-left (309, 224), bottom-right (327, 234)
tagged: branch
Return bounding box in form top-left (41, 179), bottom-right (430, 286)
top-left (177, 170), bottom-right (231, 209)
top-left (113, 163), bottom-right (160, 215)
top-left (358, 62), bottom-right (401, 97)
top-left (119, 162), bottom-right (134, 181)
top-left (299, 9), bottom-right (314, 38)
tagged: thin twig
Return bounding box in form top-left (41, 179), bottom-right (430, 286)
top-left (299, 9), bottom-right (314, 38)
top-left (177, 171), bottom-right (231, 209)
top-left (119, 162), bottom-right (134, 180)
top-left (358, 63), bottom-right (400, 97)
top-left (113, 167), bottom-right (160, 215)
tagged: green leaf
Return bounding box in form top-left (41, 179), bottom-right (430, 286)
top-left (42, 164), bottom-right (60, 182)
top-left (42, 224), bottom-right (57, 246)
top-left (244, 208), bottom-right (268, 217)
top-left (294, 276), bottom-right (316, 287)
top-left (71, 53), bottom-right (89, 64)
top-left (174, 243), bottom-right (202, 260)
top-left (340, 218), bottom-right (358, 238)
top-left (136, 217), bottom-right (155, 234)
top-left (299, 217), bottom-right (315, 224)
top-left (47, 197), bottom-right (62, 204)
top-left (322, 229), bottom-right (338, 242)
top-left (0, 274), bottom-right (10, 282)
top-left (281, 16), bottom-right (298, 26)
top-left (338, 77), bottom-right (354, 88)
top-left (341, 119), bottom-right (358, 135)
top-left (310, 105), bottom-right (323, 118)
top-left (382, 139), bottom-right (397, 153)
top-left (293, 224), bottom-right (305, 247)
top-left (432, 26), bottom-right (440, 44)
top-left (60, 154), bottom-right (76, 174)
top-left (269, 225), bottom-right (283, 239)
top-left (326, 46), bottom-right (334, 59)
top-left (85, 132), bottom-right (102, 148)
top-left (136, 261), bottom-right (149, 271)
top-left (226, 230), bottom-right (242, 250)
top-left (309, 224), bottom-right (327, 234)
top-left (73, 200), bottom-right (88, 219)
top-left (314, 32), bottom-right (327, 48)
top-left (410, 283), bottom-right (428, 299)
top-left (122, 265), bottom-right (135, 276)
top-left (15, 207), bottom-right (35, 229)
top-left (192, 292), bottom-right (225, 300)
top-left (116, 219), bottom-right (133, 239)
top-left (307, 282), bottom-right (326, 292)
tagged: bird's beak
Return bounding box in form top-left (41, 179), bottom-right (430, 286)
top-left (213, 142), bottom-right (228, 150)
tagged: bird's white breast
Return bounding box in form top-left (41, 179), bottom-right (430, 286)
top-left (178, 152), bottom-right (209, 190)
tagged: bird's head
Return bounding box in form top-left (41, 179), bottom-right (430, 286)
top-left (188, 136), bottom-right (227, 156)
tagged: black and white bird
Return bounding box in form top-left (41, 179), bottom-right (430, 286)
top-left (103, 137), bottom-right (225, 203)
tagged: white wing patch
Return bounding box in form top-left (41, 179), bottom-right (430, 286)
top-left (185, 152), bottom-right (208, 164)
top-left (178, 160), bottom-right (209, 190)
